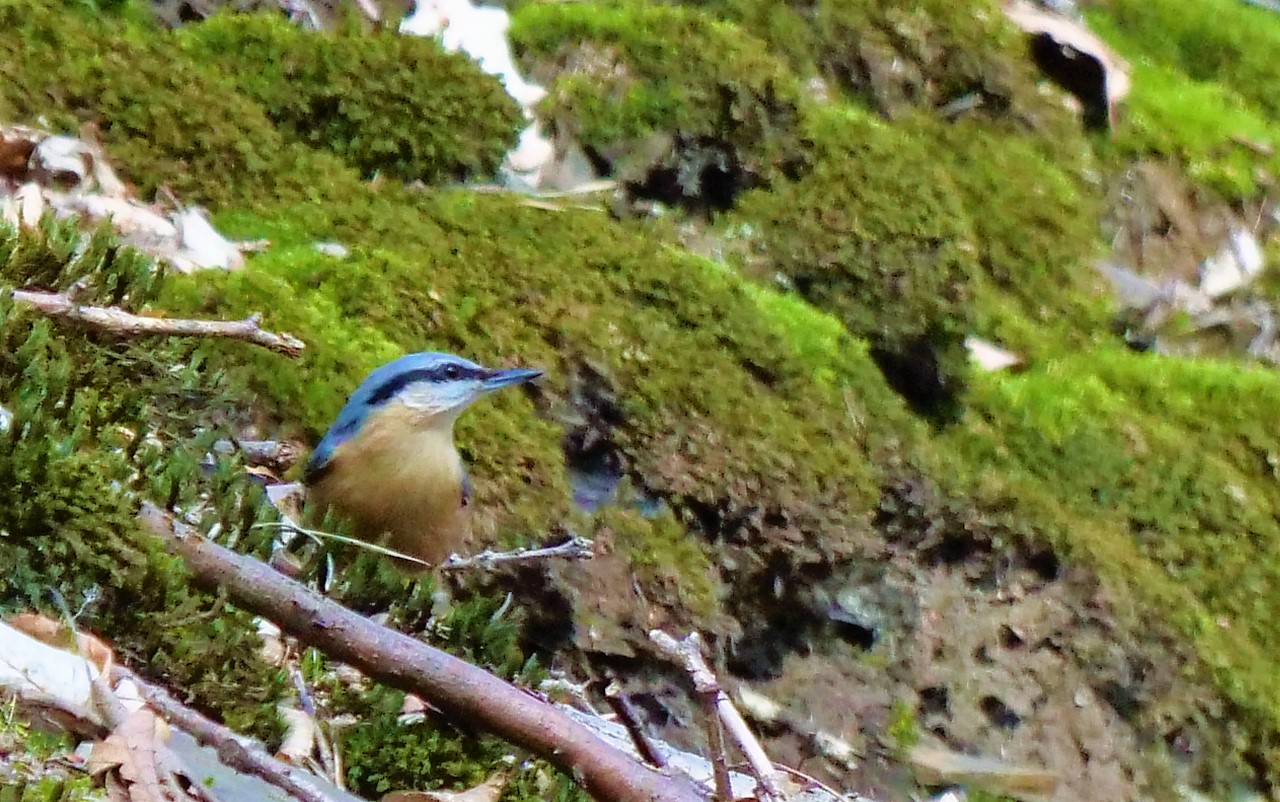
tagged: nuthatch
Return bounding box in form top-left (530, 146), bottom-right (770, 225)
top-left (303, 352), bottom-right (542, 567)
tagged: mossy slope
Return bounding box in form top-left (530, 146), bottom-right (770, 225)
top-left (6, 0), bottom-right (1280, 797)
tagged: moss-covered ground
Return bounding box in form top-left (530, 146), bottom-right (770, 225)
top-left (5, 0), bottom-right (1280, 798)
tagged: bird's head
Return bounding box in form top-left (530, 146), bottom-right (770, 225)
top-left (305, 352), bottom-right (542, 481)
top-left (353, 352), bottom-right (542, 420)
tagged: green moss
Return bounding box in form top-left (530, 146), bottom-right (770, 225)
top-left (340, 685), bottom-right (505, 795)
top-left (510, 0), bottom-right (805, 177)
top-left (814, 0), bottom-right (1010, 106)
top-left (886, 699), bottom-right (921, 752)
top-left (331, 590), bottom-right (546, 795)
top-left (737, 106), bottom-right (978, 395)
top-left (0, 220), bottom-right (287, 739)
top-left (932, 121), bottom-right (1110, 352)
top-left (670, 0), bottom-right (1087, 138)
top-left (0, 1), bottom-right (298, 205)
top-left (1086, 12), bottom-right (1280, 201)
top-left (671, 0), bottom-right (818, 75)
top-left (177, 13), bottom-right (523, 184)
top-left (1091, 0), bottom-right (1280, 120)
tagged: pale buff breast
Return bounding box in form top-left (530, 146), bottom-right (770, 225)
top-left (307, 404), bottom-right (473, 566)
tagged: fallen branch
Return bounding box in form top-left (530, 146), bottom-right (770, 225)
top-left (114, 665), bottom-right (343, 802)
top-left (138, 503), bottom-right (707, 802)
top-left (11, 289), bottom-right (305, 356)
top-left (650, 630), bottom-right (784, 802)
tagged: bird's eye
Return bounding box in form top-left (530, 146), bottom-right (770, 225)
top-left (442, 364), bottom-right (462, 380)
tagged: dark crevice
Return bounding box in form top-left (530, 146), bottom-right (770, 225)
top-left (919, 685), bottom-right (950, 717)
top-left (980, 695), bottom-right (1022, 730)
top-left (868, 338), bottom-right (964, 424)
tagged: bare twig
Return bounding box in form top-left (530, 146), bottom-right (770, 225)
top-left (11, 289), bottom-right (305, 356)
top-left (703, 698), bottom-right (732, 802)
top-left (439, 536), bottom-right (595, 571)
top-left (650, 630), bottom-right (784, 802)
top-left (603, 680), bottom-right (668, 769)
top-left (139, 503), bottom-right (706, 802)
top-left (114, 666), bottom-right (344, 802)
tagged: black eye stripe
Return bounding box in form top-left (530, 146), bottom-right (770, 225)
top-left (365, 365), bottom-right (487, 406)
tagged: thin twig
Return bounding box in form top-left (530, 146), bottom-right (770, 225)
top-left (703, 698), bottom-right (732, 802)
top-left (650, 630), bottom-right (784, 802)
top-left (439, 536), bottom-right (595, 571)
top-left (603, 680), bottom-right (667, 769)
top-left (11, 289), bottom-right (305, 356)
top-left (113, 665), bottom-right (344, 802)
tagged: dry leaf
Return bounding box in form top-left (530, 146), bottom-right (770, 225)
top-left (964, 337), bottom-right (1023, 372)
top-left (264, 482), bottom-right (306, 523)
top-left (382, 771), bottom-right (510, 802)
top-left (400, 694), bottom-right (428, 716)
top-left (88, 709), bottom-right (215, 802)
top-left (0, 124), bottom-right (249, 275)
top-left (7, 611), bottom-right (116, 676)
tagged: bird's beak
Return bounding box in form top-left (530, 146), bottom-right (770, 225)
top-left (481, 367), bottom-right (543, 391)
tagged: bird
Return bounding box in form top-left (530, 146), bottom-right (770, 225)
top-left (302, 352), bottom-right (543, 568)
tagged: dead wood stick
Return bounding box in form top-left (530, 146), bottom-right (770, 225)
top-left (138, 503), bottom-right (707, 802)
top-left (603, 680), bottom-right (667, 769)
top-left (11, 289), bottom-right (305, 357)
top-left (650, 630), bottom-right (784, 802)
top-left (113, 666), bottom-right (342, 802)
top-left (439, 535), bottom-right (595, 571)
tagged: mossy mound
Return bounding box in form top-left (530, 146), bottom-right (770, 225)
top-left (0, 1), bottom-right (294, 205)
top-left (930, 349), bottom-right (1280, 781)
top-left (176, 13), bottom-right (523, 184)
top-left (1086, 8), bottom-right (1280, 201)
top-left (736, 107), bottom-right (978, 414)
top-left (932, 119), bottom-right (1110, 352)
top-left (0, 2), bottom-right (512, 206)
top-left (1092, 0), bottom-right (1280, 122)
top-left (813, 0), bottom-right (1032, 116)
top-left (681, 0), bottom-right (1079, 133)
top-left (510, 0), bottom-right (806, 201)
top-left (161, 186), bottom-right (916, 611)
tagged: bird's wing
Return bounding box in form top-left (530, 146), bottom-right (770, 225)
top-left (303, 413), bottom-right (361, 484)
top-left (302, 449), bottom-right (332, 484)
